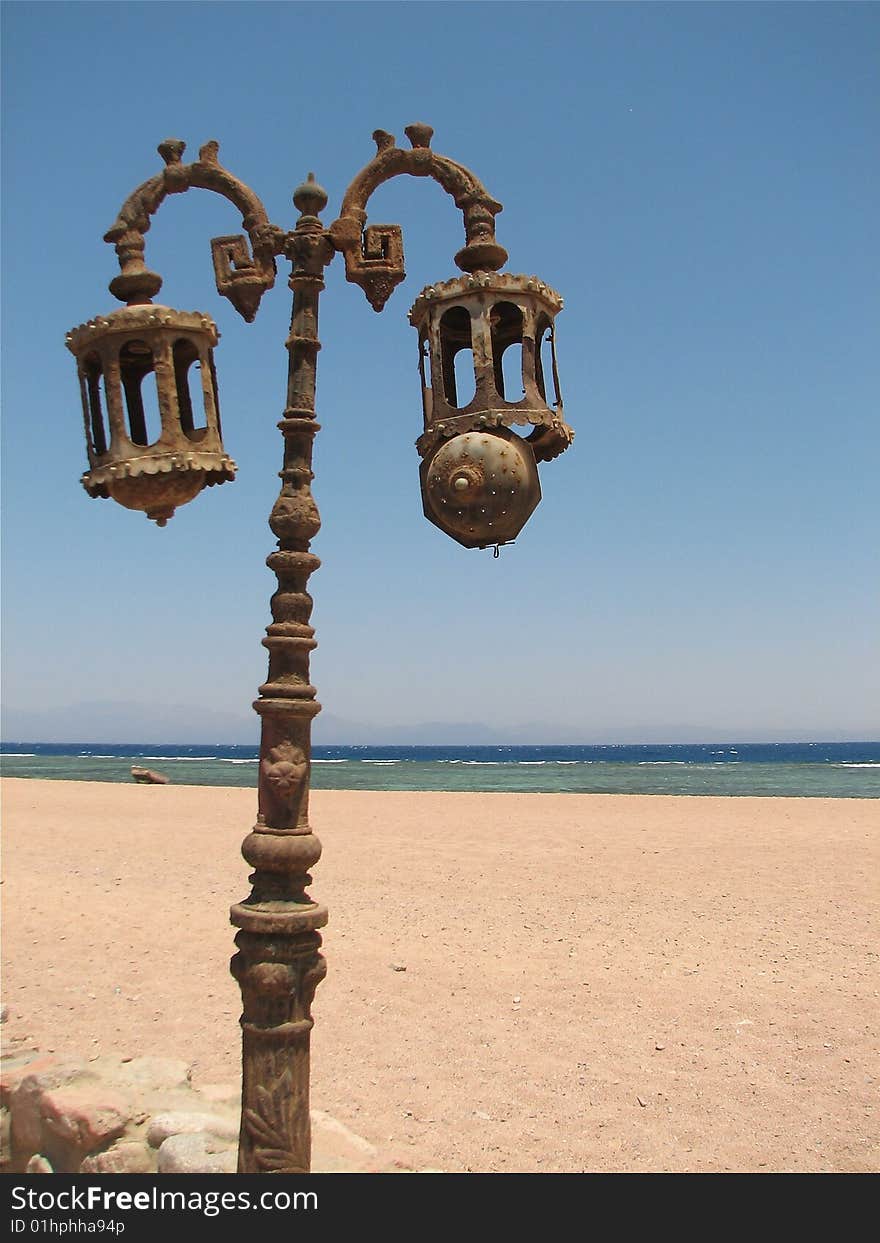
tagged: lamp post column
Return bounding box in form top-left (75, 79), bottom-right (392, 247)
top-left (229, 175), bottom-right (334, 1174)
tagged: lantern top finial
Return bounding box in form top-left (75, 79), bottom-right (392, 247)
top-left (404, 122), bottom-right (434, 149)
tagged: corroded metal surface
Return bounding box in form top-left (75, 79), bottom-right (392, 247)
top-left (409, 271), bottom-right (572, 462)
top-left (103, 138), bottom-right (282, 318)
top-left (69, 123), bottom-right (573, 1173)
top-left (329, 124), bottom-right (508, 310)
top-left (66, 305), bottom-right (234, 525)
top-left (421, 428), bottom-right (541, 548)
top-left (409, 271), bottom-right (572, 546)
top-left (230, 173), bottom-right (333, 1175)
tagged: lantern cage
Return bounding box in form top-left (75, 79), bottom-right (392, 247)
top-left (409, 272), bottom-right (573, 549)
top-left (66, 305), bottom-right (236, 526)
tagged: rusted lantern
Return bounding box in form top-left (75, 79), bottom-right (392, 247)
top-left (66, 304), bottom-right (235, 526)
top-left (410, 271), bottom-right (573, 549)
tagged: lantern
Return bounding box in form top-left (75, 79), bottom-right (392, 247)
top-left (66, 304), bottom-right (235, 526)
top-left (409, 272), bottom-right (573, 549)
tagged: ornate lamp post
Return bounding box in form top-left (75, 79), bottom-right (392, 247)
top-left (66, 124), bottom-right (574, 1173)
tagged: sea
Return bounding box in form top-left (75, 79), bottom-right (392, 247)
top-left (1, 741), bottom-right (879, 798)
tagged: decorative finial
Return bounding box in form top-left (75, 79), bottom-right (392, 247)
top-left (372, 129), bottom-right (395, 153)
top-left (158, 139), bottom-right (186, 165)
top-left (293, 171), bottom-right (328, 218)
top-left (404, 123), bottom-right (433, 149)
top-left (198, 140), bottom-right (220, 166)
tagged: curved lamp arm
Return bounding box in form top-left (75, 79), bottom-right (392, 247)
top-left (103, 139), bottom-right (285, 322)
top-left (328, 123), bottom-right (509, 311)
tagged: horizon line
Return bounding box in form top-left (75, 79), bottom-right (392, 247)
top-left (3, 738), bottom-right (879, 748)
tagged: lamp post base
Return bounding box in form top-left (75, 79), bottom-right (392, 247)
top-left (230, 919), bottom-right (327, 1174)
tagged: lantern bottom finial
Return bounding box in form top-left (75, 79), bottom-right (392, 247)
top-left (106, 471), bottom-right (206, 524)
top-left (82, 457), bottom-right (236, 524)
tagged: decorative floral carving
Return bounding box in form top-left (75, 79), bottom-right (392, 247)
top-left (243, 1068), bottom-right (307, 1173)
top-left (262, 742), bottom-right (308, 801)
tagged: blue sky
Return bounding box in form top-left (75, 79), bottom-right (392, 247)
top-left (2, 0), bottom-right (878, 743)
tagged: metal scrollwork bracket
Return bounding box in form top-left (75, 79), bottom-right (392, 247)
top-left (211, 233), bottom-right (278, 323)
top-left (357, 222), bottom-right (406, 312)
top-left (330, 216), bottom-right (406, 313)
top-left (329, 124), bottom-right (508, 316)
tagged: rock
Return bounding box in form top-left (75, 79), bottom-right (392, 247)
top-left (0, 1105), bottom-right (10, 1165)
top-left (312, 1109), bottom-right (377, 1158)
top-left (9, 1063), bottom-right (86, 1159)
top-left (310, 1110), bottom-right (381, 1173)
top-left (2, 1055), bottom-right (79, 1108)
top-left (157, 1132), bottom-right (237, 1175)
top-left (147, 1111), bottom-right (238, 1149)
top-left (391, 964), bottom-right (407, 972)
top-left (198, 1082), bottom-right (240, 1105)
top-left (25, 1154), bottom-right (53, 1173)
top-left (98, 1056), bottom-right (191, 1093)
top-left (131, 767), bottom-right (169, 785)
top-left (80, 1142), bottom-right (154, 1174)
top-left (0, 1005), bottom-right (8, 1024)
top-left (40, 1086), bottom-right (130, 1168)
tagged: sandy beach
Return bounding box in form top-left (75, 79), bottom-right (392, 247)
top-left (2, 777), bottom-right (877, 1173)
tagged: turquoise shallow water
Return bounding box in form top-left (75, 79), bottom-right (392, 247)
top-left (2, 742), bottom-right (879, 797)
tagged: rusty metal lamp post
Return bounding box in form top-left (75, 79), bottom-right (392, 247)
top-left (66, 124), bottom-right (574, 1173)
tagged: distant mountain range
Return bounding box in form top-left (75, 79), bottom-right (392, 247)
top-left (1, 699), bottom-right (874, 746)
